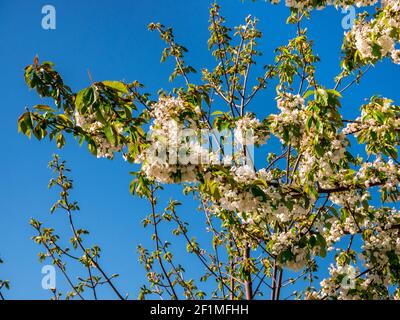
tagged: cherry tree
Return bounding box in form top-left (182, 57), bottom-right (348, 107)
top-left (17, 0), bottom-right (400, 300)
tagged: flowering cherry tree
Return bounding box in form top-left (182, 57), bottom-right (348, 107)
top-left (17, 0), bottom-right (400, 300)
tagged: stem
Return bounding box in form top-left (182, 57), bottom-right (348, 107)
top-left (243, 244), bottom-right (253, 300)
top-left (275, 267), bottom-right (283, 300)
top-left (66, 210), bottom-right (124, 300)
top-left (171, 206), bottom-right (237, 298)
top-left (286, 146), bottom-right (291, 184)
top-left (41, 238), bottom-right (85, 300)
top-left (53, 159), bottom-right (124, 300)
top-left (210, 13), bottom-right (237, 116)
top-left (150, 188), bottom-right (178, 300)
top-left (87, 266), bottom-right (98, 300)
top-left (203, 202), bottom-right (226, 298)
top-left (339, 65), bottom-right (372, 94)
top-left (229, 238), bottom-right (235, 300)
top-left (271, 260), bottom-right (278, 300)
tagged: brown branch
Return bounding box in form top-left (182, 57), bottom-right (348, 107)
top-left (150, 188), bottom-right (179, 300)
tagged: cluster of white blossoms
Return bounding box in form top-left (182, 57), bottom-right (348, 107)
top-left (150, 96), bottom-right (201, 130)
top-left (346, 0), bottom-right (400, 64)
top-left (323, 218), bottom-right (345, 247)
top-left (327, 138), bottom-right (348, 165)
top-left (270, 93), bottom-right (307, 147)
top-left (212, 165), bottom-right (311, 224)
top-left (326, 156), bottom-right (400, 208)
top-left (276, 92), bottom-right (305, 112)
top-left (141, 159), bottom-right (200, 183)
top-left (270, 231), bottom-right (310, 271)
top-left (357, 157), bottom-right (400, 193)
top-left (317, 263), bottom-right (359, 299)
top-left (139, 97), bottom-right (270, 183)
top-left (343, 98), bottom-right (400, 137)
top-left (322, 205), bottom-right (370, 247)
top-left (234, 113), bottom-right (269, 146)
top-left (297, 133), bottom-right (349, 191)
top-left (268, 0), bottom-right (379, 10)
top-left (208, 166), bottom-right (265, 217)
top-left (230, 164), bottom-right (257, 183)
top-left (343, 117), bottom-right (376, 136)
top-left (330, 189), bottom-right (361, 206)
top-left (213, 194), bottom-right (314, 271)
top-left (74, 110), bottom-right (122, 159)
top-left (361, 209), bottom-right (400, 275)
top-left (140, 96), bottom-right (208, 183)
top-left (314, 207), bottom-right (400, 299)
top-left (316, 154), bottom-right (400, 214)
top-left (203, 163), bottom-right (321, 271)
top-left (140, 120), bottom-right (214, 183)
top-left (315, 265), bottom-right (389, 299)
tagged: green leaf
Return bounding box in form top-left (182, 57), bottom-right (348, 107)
top-left (87, 138), bottom-right (97, 156)
top-left (316, 88), bottom-right (328, 106)
top-left (104, 125), bottom-right (115, 145)
top-left (76, 87), bottom-right (96, 112)
top-left (305, 116), bottom-right (314, 132)
top-left (33, 105), bottom-right (54, 112)
top-left (303, 90), bottom-right (314, 99)
top-left (58, 114), bottom-right (71, 124)
top-left (102, 81), bottom-right (129, 94)
top-left (56, 133), bottom-right (66, 149)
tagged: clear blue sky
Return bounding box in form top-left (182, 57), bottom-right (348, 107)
top-left (0, 0), bottom-right (399, 299)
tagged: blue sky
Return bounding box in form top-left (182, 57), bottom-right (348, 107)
top-left (0, 0), bottom-right (399, 299)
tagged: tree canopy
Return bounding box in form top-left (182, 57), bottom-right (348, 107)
top-left (10, 0), bottom-right (400, 300)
